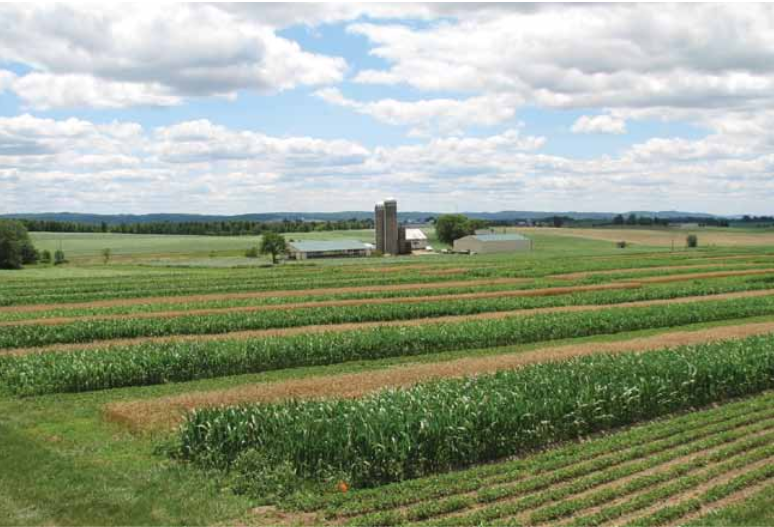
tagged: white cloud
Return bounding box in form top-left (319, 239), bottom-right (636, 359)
top-left (0, 4), bottom-right (347, 109)
top-left (571, 115), bottom-right (627, 135)
top-left (315, 88), bottom-right (522, 136)
top-left (348, 4), bottom-right (774, 113)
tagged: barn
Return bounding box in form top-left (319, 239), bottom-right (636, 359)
top-left (288, 240), bottom-right (372, 260)
top-left (453, 233), bottom-right (532, 254)
top-left (404, 228), bottom-right (428, 250)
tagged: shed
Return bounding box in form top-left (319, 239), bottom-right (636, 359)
top-left (404, 228), bottom-right (428, 250)
top-left (453, 233), bottom-right (532, 254)
top-left (288, 240), bottom-right (372, 260)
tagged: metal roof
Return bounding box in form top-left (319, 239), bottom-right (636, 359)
top-left (472, 233), bottom-right (529, 242)
top-left (288, 239), bottom-right (371, 252)
top-left (404, 228), bottom-right (427, 241)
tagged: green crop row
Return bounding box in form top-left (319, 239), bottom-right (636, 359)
top-left (176, 334), bottom-right (774, 489)
top-left (5, 278), bottom-right (774, 349)
top-left (338, 411), bottom-right (774, 526)
top-left (6, 292), bottom-right (774, 396)
top-left (292, 392), bottom-right (774, 518)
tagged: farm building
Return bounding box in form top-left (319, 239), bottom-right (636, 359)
top-left (404, 228), bottom-right (428, 250)
top-left (288, 240), bottom-right (372, 260)
top-left (453, 233), bottom-right (532, 254)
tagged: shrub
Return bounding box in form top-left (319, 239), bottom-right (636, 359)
top-left (616, 241), bottom-right (627, 249)
top-left (687, 234), bottom-right (698, 248)
top-left (245, 246), bottom-right (259, 258)
top-left (53, 249), bottom-right (67, 265)
top-left (39, 250), bottom-right (52, 264)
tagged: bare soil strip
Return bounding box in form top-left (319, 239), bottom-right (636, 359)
top-left (104, 319), bottom-right (774, 432)
top-left (6, 288), bottom-right (774, 358)
top-left (0, 282), bottom-right (641, 327)
top-left (549, 263), bottom-right (762, 280)
top-left (636, 268), bottom-right (774, 283)
top-left (0, 277), bottom-right (532, 314)
top-left (668, 480), bottom-right (774, 527)
top-left (608, 456), bottom-right (774, 527)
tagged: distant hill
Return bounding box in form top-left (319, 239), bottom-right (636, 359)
top-left (1, 210), bottom-right (726, 225)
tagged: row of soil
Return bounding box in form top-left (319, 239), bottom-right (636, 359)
top-left (104, 320), bottom-right (774, 432)
top-left (5, 288), bottom-right (774, 356)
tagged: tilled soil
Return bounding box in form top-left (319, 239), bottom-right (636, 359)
top-left (0, 282), bottom-right (641, 327)
top-left (103, 319), bottom-right (774, 431)
top-left (6, 288), bottom-right (774, 357)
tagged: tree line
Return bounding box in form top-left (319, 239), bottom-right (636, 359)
top-left (17, 218), bottom-right (374, 236)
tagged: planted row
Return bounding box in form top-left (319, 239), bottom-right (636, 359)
top-left (4, 278), bottom-right (774, 349)
top-left (6, 293), bottom-right (774, 395)
top-left (177, 333), bottom-right (774, 488)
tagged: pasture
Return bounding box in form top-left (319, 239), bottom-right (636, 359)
top-left (1, 228), bottom-right (774, 526)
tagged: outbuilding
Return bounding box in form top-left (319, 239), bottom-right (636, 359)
top-left (453, 233), bottom-right (532, 254)
top-left (288, 240), bottom-right (372, 260)
top-left (404, 228), bottom-right (428, 250)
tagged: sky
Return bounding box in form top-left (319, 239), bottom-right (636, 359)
top-left (1, 2), bottom-right (774, 215)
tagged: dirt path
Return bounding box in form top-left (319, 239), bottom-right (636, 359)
top-left (0, 283), bottom-right (641, 327)
top-left (104, 319), bottom-right (774, 431)
top-left (6, 288), bottom-right (774, 357)
top-left (0, 277), bottom-right (532, 314)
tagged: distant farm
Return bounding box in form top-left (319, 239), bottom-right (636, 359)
top-left (1, 224), bottom-right (774, 525)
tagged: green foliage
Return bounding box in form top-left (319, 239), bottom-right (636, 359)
top-left (687, 234), bottom-right (699, 248)
top-left (7, 292), bottom-right (774, 396)
top-left (434, 215), bottom-right (482, 245)
top-left (101, 248), bottom-right (111, 265)
top-left (1, 278), bottom-right (773, 349)
top-left (244, 246), bottom-right (259, 258)
top-left (0, 220), bottom-right (38, 269)
top-left (39, 249), bottom-right (52, 264)
top-left (53, 249), bottom-right (67, 265)
top-left (176, 335), bottom-right (774, 488)
top-left (260, 232), bottom-right (287, 264)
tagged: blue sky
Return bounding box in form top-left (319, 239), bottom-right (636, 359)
top-left (0, 3), bottom-right (773, 215)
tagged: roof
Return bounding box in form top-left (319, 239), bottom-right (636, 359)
top-left (288, 239), bottom-right (371, 252)
top-left (404, 228), bottom-right (427, 241)
top-left (471, 233), bottom-right (529, 242)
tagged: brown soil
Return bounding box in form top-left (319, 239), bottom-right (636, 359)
top-left (0, 282), bottom-right (641, 327)
top-left (550, 263), bottom-right (761, 280)
top-left (636, 268), bottom-right (774, 283)
top-left (7, 288), bottom-right (774, 357)
top-left (419, 268), bottom-right (469, 276)
top-left (0, 277), bottom-right (531, 314)
top-left (103, 319), bottom-right (774, 432)
top-left (607, 455), bottom-right (774, 527)
top-left (667, 479), bottom-right (774, 527)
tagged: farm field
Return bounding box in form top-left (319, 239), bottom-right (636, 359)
top-left (2, 230), bottom-right (774, 526)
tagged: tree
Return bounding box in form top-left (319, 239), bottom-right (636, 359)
top-left (101, 248), bottom-right (111, 264)
top-left (0, 220), bottom-right (38, 269)
top-left (40, 250), bottom-right (52, 264)
top-left (435, 214), bottom-right (477, 245)
top-left (626, 213), bottom-right (638, 225)
top-left (613, 214), bottom-right (625, 225)
top-left (245, 246), bottom-right (259, 258)
top-left (54, 249), bottom-right (67, 265)
top-left (686, 234), bottom-right (698, 248)
top-left (260, 232), bottom-right (287, 264)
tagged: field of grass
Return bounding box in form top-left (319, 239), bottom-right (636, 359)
top-left (2, 229), bottom-right (774, 526)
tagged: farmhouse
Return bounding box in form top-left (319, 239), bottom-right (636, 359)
top-left (453, 233), bottom-right (532, 254)
top-left (404, 228), bottom-right (428, 250)
top-left (288, 240), bottom-right (372, 260)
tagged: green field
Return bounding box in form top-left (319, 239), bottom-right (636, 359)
top-left (2, 229), bottom-right (774, 526)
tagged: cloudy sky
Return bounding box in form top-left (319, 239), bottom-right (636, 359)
top-left (1, 3), bottom-right (774, 215)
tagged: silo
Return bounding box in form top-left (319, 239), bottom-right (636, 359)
top-left (374, 202), bottom-right (385, 253)
top-left (384, 198), bottom-right (398, 254)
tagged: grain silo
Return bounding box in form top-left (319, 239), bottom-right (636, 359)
top-left (384, 198), bottom-right (399, 255)
top-left (374, 201), bottom-right (385, 253)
